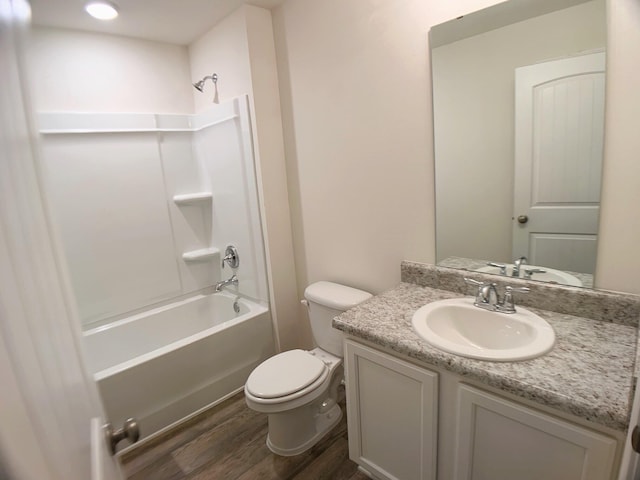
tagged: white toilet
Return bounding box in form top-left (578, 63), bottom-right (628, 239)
top-left (244, 281), bottom-right (372, 456)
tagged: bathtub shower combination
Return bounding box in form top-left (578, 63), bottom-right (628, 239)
top-left (85, 292), bottom-right (272, 439)
top-left (39, 96), bottom-right (274, 442)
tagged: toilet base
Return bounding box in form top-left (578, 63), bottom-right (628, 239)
top-left (266, 403), bottom-right (342, 456)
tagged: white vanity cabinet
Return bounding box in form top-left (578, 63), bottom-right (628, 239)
top-left (344, 339), bottom-right (621, 480)
top-left (455, 385), bottom-right (618, 480)
top-left (344, 340), bottom-right (438, 480)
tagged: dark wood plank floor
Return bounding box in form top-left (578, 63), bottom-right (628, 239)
top-left (121, 387), bottom-right (369, 479)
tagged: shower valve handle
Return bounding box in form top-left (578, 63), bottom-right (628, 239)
top-left (222, 245), bottom-right (239, 269)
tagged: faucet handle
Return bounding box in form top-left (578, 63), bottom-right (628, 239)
top-left (464, 277), bottom-right (484, 298)
top-left (497, 285), bottom-right (530, 313)
top-left (506, 285), bottom-right (530, 294)
top-left (524, 268), bottom-right (546, 280)
top-left (487, 262), bottom-right (507, 275)
top-left (463, 277), bottom-right (485, 292)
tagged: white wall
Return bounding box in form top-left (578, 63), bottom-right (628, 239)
top-left (28, 27), bottom-right (193, 113)
top-left (433, 1), bottom-right (605, 264)
top-left (189, 6), bottom-right (301, 350)
top-left (595, 0), bottom-right (640, 294)
top-left (272, 0), bottom-right (500, 303)
top-left (189, 7), bottom-right (252, 111)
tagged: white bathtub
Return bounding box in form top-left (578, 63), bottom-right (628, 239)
top-left (83, 292), bottom-right (274, 441)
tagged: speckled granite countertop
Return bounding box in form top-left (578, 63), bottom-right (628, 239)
top-left (334, 281), bottom-right (637, 431)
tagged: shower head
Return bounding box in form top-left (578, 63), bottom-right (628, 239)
top-left (193, 79), bottom-right (205, 92)
top-left (193, 73), bottom-right (218, 92)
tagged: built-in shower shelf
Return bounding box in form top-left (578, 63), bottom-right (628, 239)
top-left (182, 247), bottom-right (220, 262)
top-left (173, 192), bottom-right (213, 205)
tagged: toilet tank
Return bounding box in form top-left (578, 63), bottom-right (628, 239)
top-left (304, 281), bottom-right (372, 357)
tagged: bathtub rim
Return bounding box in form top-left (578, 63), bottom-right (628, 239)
top-left (86, 292), bottom-right (269, 381)
top-left (84, 290), bottom-right (266, 335)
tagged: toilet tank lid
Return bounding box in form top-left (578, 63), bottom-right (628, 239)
top-left (304, 281), bottom-right (372, 310)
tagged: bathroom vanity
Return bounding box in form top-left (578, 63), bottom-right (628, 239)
top-left (334, 262), bottom-right (639, 480)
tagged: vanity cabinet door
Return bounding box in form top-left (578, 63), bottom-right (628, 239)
top-left (344, 340), bottom-right (438, 480)
top-left (455, 385), bottom-right (617, 480)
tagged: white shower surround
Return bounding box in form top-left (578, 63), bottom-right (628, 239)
top-left (37, 95), bottom-right (274, 441)
top-left (38, 95), bottom-right (270, 327)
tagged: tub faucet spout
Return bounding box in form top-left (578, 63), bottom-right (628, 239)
top-left (215, 275), bottom-right (238, 292)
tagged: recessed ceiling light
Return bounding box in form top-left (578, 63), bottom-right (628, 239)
top-left (85, 1), bottom-right (119, 21)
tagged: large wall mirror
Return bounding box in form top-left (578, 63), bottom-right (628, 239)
top-left (431, 0), bottom-right (606, 289)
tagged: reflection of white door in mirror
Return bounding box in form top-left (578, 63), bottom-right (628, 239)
top-left (513, 52), bottom-right (605, 274)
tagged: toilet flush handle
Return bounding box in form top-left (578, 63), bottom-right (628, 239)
top-left (301, 299), bottom-right (309, 310)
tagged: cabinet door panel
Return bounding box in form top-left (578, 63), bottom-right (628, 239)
top-left (455, 385), bottom-right (617, 480)
top-left (345, 340), bottom-right (438, 480)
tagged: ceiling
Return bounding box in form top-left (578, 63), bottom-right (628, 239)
top-left (28, 0), bottom-right (284, 45)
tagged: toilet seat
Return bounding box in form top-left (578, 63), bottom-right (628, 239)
top-left (246, 349), bottom-right (328, 400)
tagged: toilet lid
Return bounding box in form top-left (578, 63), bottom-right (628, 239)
top-left (246, 350), bottom-right (327, 399)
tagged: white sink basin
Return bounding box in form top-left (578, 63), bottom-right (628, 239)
top-left (411, 298), bottom-right (555, 361)
top-left (475, 264), bottom-right (582, 287)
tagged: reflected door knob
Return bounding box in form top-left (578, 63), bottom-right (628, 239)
top-left (517, 215), bottom-right (529, 224)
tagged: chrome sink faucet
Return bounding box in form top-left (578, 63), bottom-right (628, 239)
top-left (464, 278), bottom-right (499, 310)
top-left (215, 274), bottom-right (238, 292)
top-left (512, 256), bottom-right (528, 277)
top-left (464, 278), bottom-right (529, 313)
